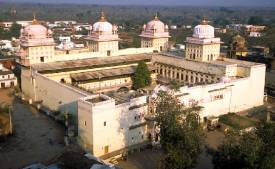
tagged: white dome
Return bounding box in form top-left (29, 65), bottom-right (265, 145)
top-left (93, 21), bottom-right (113, 33)
top-left (193, 24), bottom-right (214, 39)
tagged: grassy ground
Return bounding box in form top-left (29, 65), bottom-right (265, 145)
top-left (219, 113), bottom-right (258, 130)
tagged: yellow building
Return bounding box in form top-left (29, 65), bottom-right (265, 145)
top-left (185, 20), bottom-right (221, 62)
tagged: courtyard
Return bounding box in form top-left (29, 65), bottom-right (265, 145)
top-left (0, 88), bottom-right (65, 169)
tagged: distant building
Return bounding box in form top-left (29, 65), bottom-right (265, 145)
top-left (0, 21), bottom-right (32, 30)
top-left (215, 28), bottom-right (227, 34)
top-left (249, 32), bottom-right (262, 37)
top-left (57, 36), bottom-right (75, 50)
top-left (244, 25), bottom-right (265, 33)
top-left (226, 24), bottom-right (244, 31)
top-left (73, 24), bottom-right (90, 31)
top-left (0, 63), bottom-right (17, 88)
top-left (170, 25), bottom-right (177, 30)
top-left (0, 40), bottom-right (13, 50)
top-left (54, 20), bottom-right (77, 27)
top-left (182, 25), bottom-right (192, 29)
top-left (175, 44), bottom-right (185, 50)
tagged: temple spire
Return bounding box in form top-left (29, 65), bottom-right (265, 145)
top-left (201, 17), bottom-right (209, 25)
top-left (154, 12), bottom-right (159, 20)
top-left (32, 12), bottom-right (38, 24)
top-left (99, 10), bottom-right (107, 22)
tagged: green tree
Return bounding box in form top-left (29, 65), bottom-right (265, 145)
top-left (9, 23), bottom-right (22, 38)
top-left (155, 91), bottom-right (205, 169)
top-left (212, 123), bottom-right (275, 169)
top-left (0, 27), bottom-right (10, 40)
top-left (132, 61), bottom-right (151, 90)
top-left (248, 16), bottom-right (264, 25)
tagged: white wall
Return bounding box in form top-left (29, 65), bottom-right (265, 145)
top-left (21, 69), bottom-right (90, 117)
top-left (78, 94), bottom-right (149, 157)
top-left (174, 64), bottom-right (265, 119)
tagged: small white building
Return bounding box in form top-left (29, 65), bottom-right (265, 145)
top-left (170, 25), bottom-right (177, 30)
top-left (54, 20), bottom-right (77, 26)
top-left (0, 40), bottom-right (13, 50)
top-left (0, 63), bottom-right (17, 88)
top-left (249, 32), bottom-right (262, 37)
top-left (0, 21), bottom-right (32, 30)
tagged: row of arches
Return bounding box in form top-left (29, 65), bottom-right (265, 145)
top-left (155, 63), bottom-right (220, 85)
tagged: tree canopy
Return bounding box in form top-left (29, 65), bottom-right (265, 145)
top-left (0, 23), bottom-right (21, 40)
top-left (155, 91), bottom-right (205, 169)
top-left (132, 61), bottom-right (151, 90)
top-left (212, 122), bottom-right (275, 169)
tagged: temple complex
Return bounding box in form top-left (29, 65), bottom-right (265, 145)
top-left (18, 14), bottom-right (266, 158)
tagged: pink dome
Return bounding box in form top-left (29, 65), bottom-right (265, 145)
top-left (23, 24), bottom-right (48, 39)
top-left (145, 19), bottom-right (165, 33)
top-left (140, 15), bottom-right (170, 38)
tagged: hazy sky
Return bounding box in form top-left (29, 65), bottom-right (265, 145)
top-left (4, 0), bottom-right (275, 7)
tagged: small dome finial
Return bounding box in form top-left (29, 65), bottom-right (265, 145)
top-left (32, 12), bottom-right (38, 24)
top-left (154, 12), bottom-right (159, 20)
top-left (99, 10), bottom-right (106, 22)
top-left (201, 17), bottom-right (209, 25)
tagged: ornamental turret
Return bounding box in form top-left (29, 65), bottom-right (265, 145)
top-left (86, 11), bottom-right (120, 56)
top-left (19, 14), bottom-right (55, 66)
top-left (185, 19), bottom-right (221, 62)
top-left (140, 13), bottom-right (170, 52)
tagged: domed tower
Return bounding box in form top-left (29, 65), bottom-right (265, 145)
top-left (19, 14), bottom-right (55, 66)
top-left (139, 13), bottom-right (170, 52)
top-left (86, 11), bottom-right (120, 56)
top-left (185, 19), bottom-right (221, 62)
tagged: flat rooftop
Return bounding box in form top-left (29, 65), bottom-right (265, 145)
top-left (71, 65), bottom-right (156, 82)
top-left (31, 54), bottom-right (152, 73)
top-left (86, 96), bottom-right (109, 104)
top-left (106, 90), bottom-right (147, 105)
top-left (0, 70), bottom-right (13, 76)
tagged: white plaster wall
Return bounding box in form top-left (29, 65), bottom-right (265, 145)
top-left (34, 73), bottom-right (89, 116)
top-left (21, 68), bottom-right (36, 99)
top-left (0, 78), bottom-right (17, 88)
top-left (21, 70), bottom-right (90, 117)
top-left (78, 95), bottom-right (149, 157)
top-left (177, 64), bottom-right (265, 119)
top-left (78, 99), bottom-right (94, 152)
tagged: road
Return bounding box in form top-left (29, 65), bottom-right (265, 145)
top-left (0, 91), bottom-right (65, 169)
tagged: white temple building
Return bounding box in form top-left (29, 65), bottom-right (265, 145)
top-left (86, 12), bottom-right (120, 56)
top-left (19, 14), bottom-right (266, 158)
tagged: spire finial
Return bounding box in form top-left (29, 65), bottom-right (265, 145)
top-left (99, 10), bottom-right (106, 22)
top-left (32, 12), bottom-right (38, 24)
top-left (154, 12), bottom-right (159, 20)
top-left (201, 17), bottom-right (209, 25)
